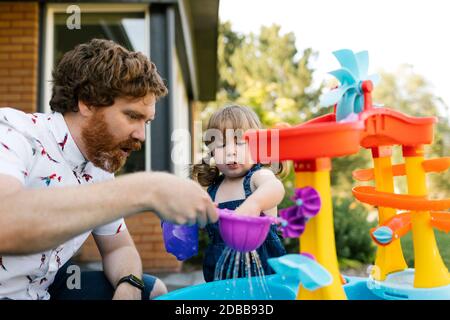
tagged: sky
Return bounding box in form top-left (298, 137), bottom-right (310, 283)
top-left (219, 0), bottom-right (450, 116)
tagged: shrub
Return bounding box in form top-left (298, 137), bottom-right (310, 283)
top-left (333, 196), bottom-right (376, 264)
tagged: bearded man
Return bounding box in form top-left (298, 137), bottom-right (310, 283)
top-left (0, 39), bottom-right (217, 300)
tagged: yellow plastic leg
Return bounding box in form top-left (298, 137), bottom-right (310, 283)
top-left (372, 156), bottom-right (408, 280)
top-left (295, 160), bottom-right (347, 300)
top-left (403, 150), bottom-right (450, 288)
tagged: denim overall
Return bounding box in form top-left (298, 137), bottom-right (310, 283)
top-left (203, 164), bottom-right (287, 282)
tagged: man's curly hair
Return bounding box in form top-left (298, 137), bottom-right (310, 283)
top-left (50, 38), bottom-right (168, 113)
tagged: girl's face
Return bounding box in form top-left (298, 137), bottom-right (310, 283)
top-left (213, 136), bottom-right (254, 179)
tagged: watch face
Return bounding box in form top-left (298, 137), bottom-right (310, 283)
top-left (130, 275), bottom-right (145, 288)
top-left (118, 274), bottom-right (145, 290)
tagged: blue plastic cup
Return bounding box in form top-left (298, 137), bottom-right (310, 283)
top-left (162, 222), bottom-right (199, 261)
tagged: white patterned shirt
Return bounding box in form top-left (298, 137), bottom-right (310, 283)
top-left (0, 107), bottom-right (127, 300)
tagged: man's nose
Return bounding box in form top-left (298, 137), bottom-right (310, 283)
top-left (131, 124), bottom-right (146, 142)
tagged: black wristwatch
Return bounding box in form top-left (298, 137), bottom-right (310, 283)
top-left (117, 274), bottom-right (145, 291)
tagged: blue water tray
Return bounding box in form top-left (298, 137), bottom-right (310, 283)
top-left (367, 269), bottom-right (450, 300)
top-left (156, 274), bottom-right (297, 300)
top-left (156, 274), bottom-right (387, 300)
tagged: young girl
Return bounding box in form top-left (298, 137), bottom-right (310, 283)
top-left (192, 105), bottom-right (287, 282)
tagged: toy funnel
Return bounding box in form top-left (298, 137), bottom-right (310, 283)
top-left (267, 254), bottom-right (332, 291)
top-left (218, 186), bottom-right (321, 253)
top-left (217, 208), bottom-right (278, 252)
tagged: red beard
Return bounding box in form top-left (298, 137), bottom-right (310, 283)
top-left (81, 111), bottom-right (142, 173)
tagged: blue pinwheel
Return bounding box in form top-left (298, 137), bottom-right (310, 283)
top-left (320, 49), bottom-right (380, 121)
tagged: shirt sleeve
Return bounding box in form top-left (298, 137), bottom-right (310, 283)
top-left (92, 218), bottom-right (127, 236)
top-left (0, 123), bottom-right (33, 185)
top-left (91, 172), bottom-right (127, 236)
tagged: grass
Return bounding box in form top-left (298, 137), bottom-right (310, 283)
top-left (401, 230), bottom-right (450, 269)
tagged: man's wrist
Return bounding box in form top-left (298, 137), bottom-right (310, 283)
top-left (117, 274), bottom-right (145, 291)
top-left (114, 281), bottom-right (142, 300)
top-left (116, 280), bottom-right (141, 291)
top-left (126, 172), bottom-right (152, 212)
top-left (131, 171), bottom-right (161, 212)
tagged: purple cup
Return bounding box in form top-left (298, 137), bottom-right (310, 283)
top-left (218, 208), bottom-right (277, 252)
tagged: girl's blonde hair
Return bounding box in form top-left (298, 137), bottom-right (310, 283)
top-left (191, 105), bottom-right (288, 187)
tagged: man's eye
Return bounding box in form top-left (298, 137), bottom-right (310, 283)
top-left (128, 114), bottom-right (139, 120)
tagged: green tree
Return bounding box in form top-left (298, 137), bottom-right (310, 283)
top-left (201, 22), bottom-right (322, 127)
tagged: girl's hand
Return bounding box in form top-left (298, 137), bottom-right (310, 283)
top-left (234, 200), bottom-right (261, 217)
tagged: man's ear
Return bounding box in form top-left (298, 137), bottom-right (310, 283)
top-left (78, 100), bottom-right (94, 118)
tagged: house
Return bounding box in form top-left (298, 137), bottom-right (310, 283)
top-left (0, 0), bottom-right (219, 272)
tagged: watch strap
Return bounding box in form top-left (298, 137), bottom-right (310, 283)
top-left (117, 274), bottom-right (145, 291)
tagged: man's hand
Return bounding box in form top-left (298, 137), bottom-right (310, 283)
top-left (145, 172), bottom-right (218, 228)
top-left (113, 282), bottom-right (141, 300)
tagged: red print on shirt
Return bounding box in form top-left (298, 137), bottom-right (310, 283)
top-left (40, 173), bottom-right (62, 186)
top-left (115, 223), bottom-right (123, 234)
top-left (1, 142), bottom-right (10, 150)
top-left (0, 257), bottom-right (7, 271)
top-left (30, 114), bottom-right (38, 124)
top-left (82, 173), bottom-right (92, 182)
top-left (39, 254), bottom-right (46, 268)
top-left (35, 139), bottom-right (59, 163)
top-left (55, 248), bottom-right (63, 269)
top-left (58, 134), bottom-right (68, 151)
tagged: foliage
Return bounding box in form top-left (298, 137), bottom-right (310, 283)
top-left (332, 196), bottom-right (376, 264)
top-left (201, 22), bottom-right (322, 126)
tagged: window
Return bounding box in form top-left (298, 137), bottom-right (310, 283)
top-left (171, 51), bottom-right (191, 178)
top-left (43, 4), bottom-right (151, 173)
